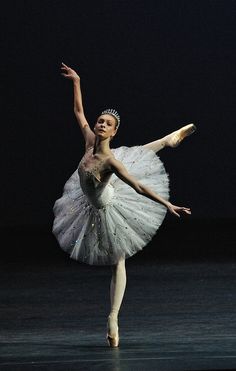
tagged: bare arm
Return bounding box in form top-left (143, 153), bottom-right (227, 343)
top-left (61, 62), bottom-right (95, 148)
top-left (109, 158), bottom-right (191, 218)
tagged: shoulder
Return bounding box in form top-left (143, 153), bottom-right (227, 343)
top-left (106, 155), bottom-right (127, 175)
top-left (107, 154), bottom-right (121, 167)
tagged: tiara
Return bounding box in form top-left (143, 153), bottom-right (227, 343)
top-left (101, 108), bottom-right (120, 127)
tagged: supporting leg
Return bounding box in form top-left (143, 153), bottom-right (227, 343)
top-left (107, 258), bottom-right (127, 347)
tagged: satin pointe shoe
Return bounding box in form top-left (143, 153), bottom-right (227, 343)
top-left (168, 123), bottom-right (196, 148)
top-left (106, 332), bottom-right (119, 348)
top-left (106, 316), bottom-right (119, 348)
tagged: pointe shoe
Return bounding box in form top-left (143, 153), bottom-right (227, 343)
top-left (106, 332), bottom-right (119, 348)
top-left (168, 123), bottom-right (196, 148)
top-left (106, 316), bottom-right (119, 348)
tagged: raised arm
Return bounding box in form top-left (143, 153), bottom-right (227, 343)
top-left (61, 62), bottom-right (95, 148)
top-left (109, 158), bottom-right (191, 218)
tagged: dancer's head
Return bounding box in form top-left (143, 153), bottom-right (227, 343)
top-left (94, 109), bottom-right (120, 141)
top-left (100, 109), bottom-right (120, 129)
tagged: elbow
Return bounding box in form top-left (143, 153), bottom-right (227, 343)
top-left (74, 107), bottom-right (84, 117)
top-left (74, 106), bottom-right (80, 114)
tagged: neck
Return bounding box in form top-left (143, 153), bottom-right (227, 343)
top-left (93, 137), bottom-right (111, 155)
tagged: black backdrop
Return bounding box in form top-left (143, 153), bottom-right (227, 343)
top-left (1, 1), bottom-right (236, 253)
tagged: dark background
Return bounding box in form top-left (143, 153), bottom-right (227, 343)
top-left (1, 0), bottom-right (236, 261)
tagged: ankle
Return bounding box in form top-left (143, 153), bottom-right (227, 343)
top-left (107, 315), bottom-right (119, 336)
top-left (108, 310), bottom-right (118, 319)
top-left (163, 133), bottom-right (175, 148)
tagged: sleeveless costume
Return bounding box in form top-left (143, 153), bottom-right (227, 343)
top-left (52, 145), bottom-right (169, 265)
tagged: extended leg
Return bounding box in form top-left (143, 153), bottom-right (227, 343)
top-left (143, 123), bottom-right (196, 153)
top-left (107, 258), bottom-right (127, 347)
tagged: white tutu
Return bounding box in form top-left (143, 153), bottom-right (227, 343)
top-left (52, 146), bottom-right (169, 265)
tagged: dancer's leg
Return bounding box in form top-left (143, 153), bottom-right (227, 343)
top-left (143, 138), bottom-right (166, 153)
top-left (143, 123), bottom-right (196, 153)
top-left (107, 258), bottom-right (126, 346)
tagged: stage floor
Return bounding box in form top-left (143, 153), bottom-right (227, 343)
top-left (1, 258), bottom-right (236, 370)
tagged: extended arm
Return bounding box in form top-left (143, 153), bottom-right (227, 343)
top-left (109, 158), bottom-right (191, 218)
top-left (61, 62), bottom-right (95, 148)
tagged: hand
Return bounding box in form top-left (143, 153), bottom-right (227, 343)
top-left (166, 202), bottom-right (191, 218)
top-left (61, 62), bottom-right (80, 82)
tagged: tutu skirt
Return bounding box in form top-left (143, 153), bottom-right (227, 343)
top-left (52, 146), bottom-right (169, 265)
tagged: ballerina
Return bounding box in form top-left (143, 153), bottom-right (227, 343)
top-left (52, 62), bottom-right (196, 348)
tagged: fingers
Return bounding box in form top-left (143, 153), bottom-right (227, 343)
top-left (180, 208), bottom-right (191, 215)
top-left (61, 64), bottom-right (70, 78)
top-left (61, 63), bottom-right (70, 74)
top-left (178, 206), bottom-right (191, 212)
top-left (171, 208), bottom-right (180, 218)
top-left (185, 210), bottom-right (191, 214)
top-left (182, 207), bottom-right (191, 214)
top-left (61, 62), bottom-right (69, 68)
top-left (171, 205), bottom-right (191, 217)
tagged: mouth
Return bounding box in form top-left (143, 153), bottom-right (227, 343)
top-left (98, 129), bottom-right (106, 133)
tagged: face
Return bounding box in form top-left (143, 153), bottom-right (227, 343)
top-left (94, 114), bottom-right (117, 140)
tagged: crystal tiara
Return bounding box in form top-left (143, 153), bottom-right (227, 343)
top-left (101, 109), bottom-right (120, 127)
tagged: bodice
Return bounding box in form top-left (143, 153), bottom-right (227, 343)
top-left (78, 150), bottom-right (114, 209)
